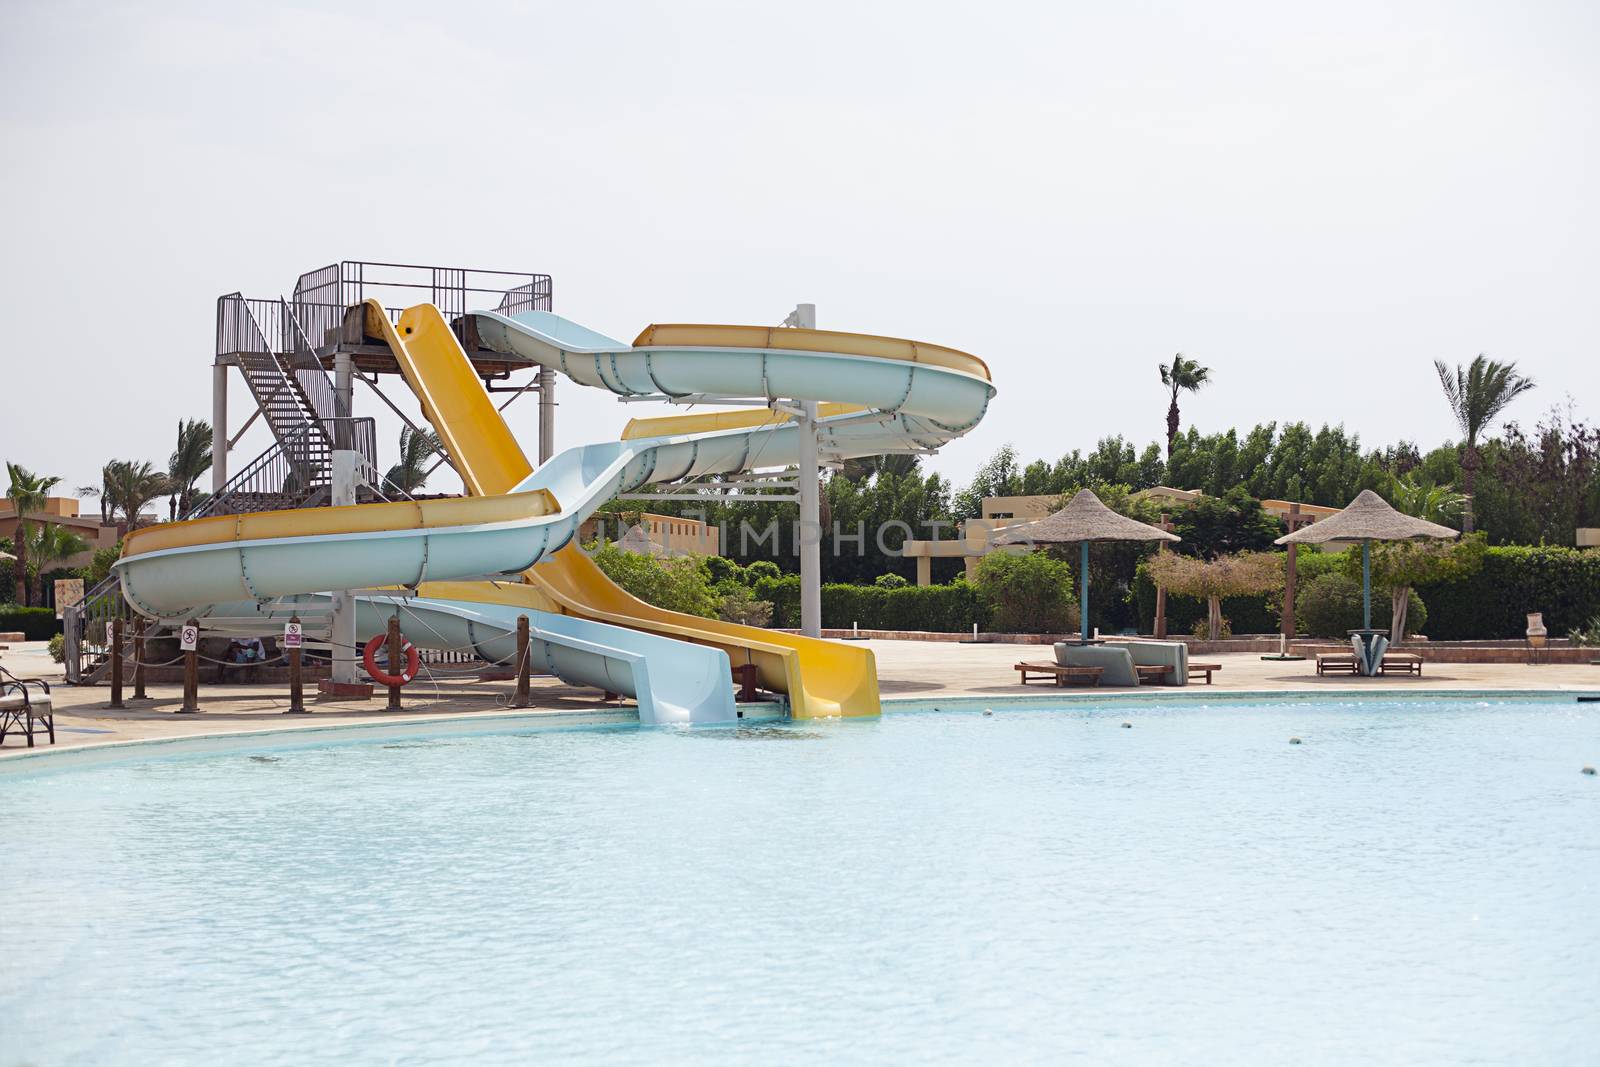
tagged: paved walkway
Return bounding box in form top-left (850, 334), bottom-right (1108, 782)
top-left (3, 639), bottom-right (1597, 758)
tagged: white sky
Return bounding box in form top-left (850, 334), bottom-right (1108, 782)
top-left (3, 0), bottom-right (1595, 500)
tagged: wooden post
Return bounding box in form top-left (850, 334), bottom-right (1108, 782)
top-left (1153, 512), bottom-right (1173, 639)
top-left (180, 617), bottom-right (200, 713)
top-left (1282, 503), bottom-right (1315, 642)
top-left (133, 617), bottom-right (147, 700)
top-left (285, 614), bottom-right (306, 714)
top-left (109, 617), bottom-right (125, 709)
top-left (386, 614), bottom-right (403, 711)
top-left (513, 614), bottom-right (532, 708)
top-left (1263, 504), bottom-right (1315, 661)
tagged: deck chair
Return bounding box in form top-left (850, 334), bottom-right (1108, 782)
top-left (0, 663), bottom-right (54, 747)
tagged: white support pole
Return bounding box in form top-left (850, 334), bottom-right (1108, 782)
top-left (211, 364), bottom-right (229, 492)
top-left (798, 398), bottom-right (822, 638)
top-left (538, 366), bottom-right (556, 464)
top-left (333, 351), bottom-right (354, 450)
top-left (330, 350), bottom-right (359, 683)
top-left (786, 302), bottom-right (822, 639)
top-left (329, 449), bottom-right (360, 684)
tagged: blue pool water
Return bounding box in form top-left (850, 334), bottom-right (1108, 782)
top-left (3, 699), bottom-right (1597, 1065)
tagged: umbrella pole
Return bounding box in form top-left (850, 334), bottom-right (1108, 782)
top-left (1362, 540), bottom-right (1371, 630)
top-left (1080, 541), bottom-right (1090, 643)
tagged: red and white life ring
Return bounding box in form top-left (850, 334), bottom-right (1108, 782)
top-left (362, 633), bottom-right (421, 687)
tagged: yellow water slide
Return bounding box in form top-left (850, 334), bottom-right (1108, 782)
top-left (367, 301), bottom-right (881, 718)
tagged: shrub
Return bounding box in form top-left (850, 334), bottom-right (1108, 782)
top-left (1298, 572), bottom-right (1426, 638)
top-left (48, 633), bottom-right (65, 662)
top-left (742, 560), bottom-right (781, 584)
top-left (589, 543), bottom-right (719, 618)
top-left (874, 573), bottom-right (908, 589)
top-left (703, 555), bottom-right (742, 586)
top-left (0, 606), bottom-right (60, 640)
top-left (718, 585), bottom-right (773, 626)
top-left (1191, 615), bottom-right (1232, 639)
top-left (974, 551), bottom-right (1076, 633)
top-left (1570, 616), bottom-right (1600, 647)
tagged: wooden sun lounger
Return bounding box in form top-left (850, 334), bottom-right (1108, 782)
top-left (1378, 653), bottom-right (1423, 676)
top-left (1016, 663), bottom-right (1104, 687)
top-left (1316, 653), bottom-right (1359, 676)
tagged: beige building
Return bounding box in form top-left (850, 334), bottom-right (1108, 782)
top-left (578, 512), bottom-right (720, 556)
top-left (0, 497), bottom-right (119, 571)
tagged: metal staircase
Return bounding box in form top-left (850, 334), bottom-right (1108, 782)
top-left (217, 294), bottom-right (335, 460)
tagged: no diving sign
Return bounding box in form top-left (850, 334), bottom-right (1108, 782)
top-left (179, 624), bottom-right (199, 651)
top-left (283, 622), bottom-right (303, 649)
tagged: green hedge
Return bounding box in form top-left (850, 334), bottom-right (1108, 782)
top-left (1417, 546), bottom-right (1600, 639)
top-left (754, 575), bottom-right (989, 632)
top-left (0, 606), bottom-right (62, 640)
top-left (1299, 572), bottom-right (1426, 637)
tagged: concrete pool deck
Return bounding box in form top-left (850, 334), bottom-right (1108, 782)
top-left (3, 638), bottom-right (1598, 758)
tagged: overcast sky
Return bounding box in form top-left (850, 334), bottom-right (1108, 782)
top-left (3, 0), bottom-right (1594, 502)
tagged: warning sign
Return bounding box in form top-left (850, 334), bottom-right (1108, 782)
top-left (179, 624), bottom-right (199, 651)
top-left (283, 622), bottom-right (303, 649)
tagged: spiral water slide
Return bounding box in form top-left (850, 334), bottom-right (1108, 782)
top-left (113, 301), bottom-right (993, 723)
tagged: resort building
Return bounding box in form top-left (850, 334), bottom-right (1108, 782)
top-left (0, 497), bottom-right (119, 570)
top-left (578, 512), bottom-right (721, 556)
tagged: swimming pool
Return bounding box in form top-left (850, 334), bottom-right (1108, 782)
top-left (3, 698), bottom-right (1596, 1064)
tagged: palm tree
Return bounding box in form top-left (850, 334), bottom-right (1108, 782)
top-left (76, 484), bottom-right (110, 525)
top-left (5, 462), bottom-right (60, 605)
top-left (839, 453), bottom-right (920, 482)
top-left (1159, 354), bottom-right (1212, 461)
top-left (24, 521), bottom-right (89, 605)
top-left (6, 463), bottom-right (60, 604)
top-left (1434, 355), bottom-right (1536, 533)
top-left (1386, 471), bottom-right (1465, 526)
top-left (102, 460), bottom-right (170, 531)
top-left (383, 427), bottom-right (442, 494)
top-left (166, 418), bottom-right (213, 520)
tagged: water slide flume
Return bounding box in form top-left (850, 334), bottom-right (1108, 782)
top-left (113, 301), bottom-right (994, 721)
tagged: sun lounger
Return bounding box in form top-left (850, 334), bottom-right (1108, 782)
top-left (1378, 653), bottom-right (1423, 676)
top-left (1054, 642), bottom-right (1141, 686)
top-left (1187, 663), bottom-right (1221, 684)
top-left (1316, 653), bottom-right (1359, 676)
top-left (1016, 663), bottom-right (1104, 687)
top-left (1105, 639), bottom-right (1188, 685)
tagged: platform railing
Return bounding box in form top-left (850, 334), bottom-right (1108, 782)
top-left (293, 260), bottom-right (552, 334)
top-left (62, 575), bottom-right (126, 685)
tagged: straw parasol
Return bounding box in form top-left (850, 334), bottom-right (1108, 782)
top-left (1275, 489), bottom-right (1457, 631)
top-left (995, 489), bottom-right (1180, 642)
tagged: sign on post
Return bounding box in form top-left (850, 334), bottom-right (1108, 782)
top-left (179, 624), bottom-right (199, 651)
top-left (283, 621), bottom-right (303, 649)
top-left (54, 578), bottom-right (84, 620)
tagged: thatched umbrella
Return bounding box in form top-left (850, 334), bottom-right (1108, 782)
top-left (1275, 489), bottom-right (1457, 631)
top-left (995, 489), bottom-right (1180, 643)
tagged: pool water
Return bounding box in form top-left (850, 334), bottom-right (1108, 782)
top-left (3, 699), bottom-right (1597, 1065)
